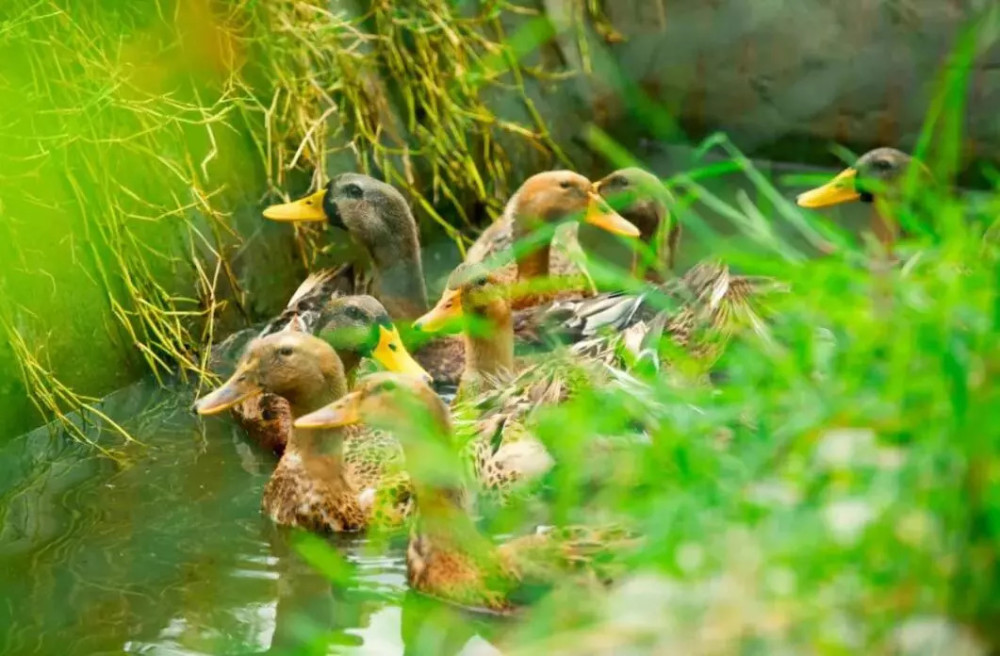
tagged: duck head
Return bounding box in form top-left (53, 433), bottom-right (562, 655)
top-left (507, 171), bottom-right (639, 280)
top-left (797, 148), bottom-right (933, 250)
top-left (592, 167), bottom-right (680, 274)
top-left (318, 295), bottom-right (431, 383)
top-left (595, 168), bottom-right (671, 241)
top-left (295, 373), bottom-right (457, 485)
top-left (509, 170), bottom-right (640, 237)
top-left (264, 174), bottom-right (428, 319)
top-left (195, 332), bottom-right (347, 419)
top-left (796, 147), bottom-right (929, 209)
top-left (414, 263), bottom-right (508, 333)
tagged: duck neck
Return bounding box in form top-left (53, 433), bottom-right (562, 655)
top-left (412, 406), bottom-right (478, 539)
top-left (284, 372), bottom-right (349, 457)
top-left (372, 245), bottom-right (429, 321)
top-left (464, 302), bottom-right (514, 380)
top-left (413, 486), bottom-right (477, 542)
top-left (333, 349), bottom-right (361, 384)
top-left (513, 220), bottom-right (552, 281)
top-left (870, 201), bottom-right (898, 256)
top-left (287, 426), bottom-right (348, 460)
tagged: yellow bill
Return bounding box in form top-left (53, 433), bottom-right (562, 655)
top-left (585, 191), bottom-right (641, 237)
top-left (796, 168), bottom-right (861, 208)
top-left (294, 392), bottom-right (362, 429)
top-left (372, 325), bottom-right (431, 383)
top-left (262, 188), bottom-right (327, 222)
top-left (414, 288), bottom-right (463, 333)
top-left (195, 367), bottom-right (260, 416)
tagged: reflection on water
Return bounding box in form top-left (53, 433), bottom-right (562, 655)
top-left (0, 379), bottom-right (500, 655)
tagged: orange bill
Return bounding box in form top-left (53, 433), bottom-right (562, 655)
top-left (294, 392), bottom-right (362, 429)
top-left (585, 191), bottom-right (641, 237)
top-left (414, 288), bottom-right (463, 333)
top-left (796, 168), bottom-right (861, 208)
top-left (195, 366), bottom-right (260, 416)
top-left (371, 325), bottom-right (431, 383)
top-left (262, 188), bottom-right (327, 222)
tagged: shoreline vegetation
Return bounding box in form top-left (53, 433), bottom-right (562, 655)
top-left (0, 1), bottom-right (616, 442)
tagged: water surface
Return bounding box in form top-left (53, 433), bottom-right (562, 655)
top-left (0, 379), bottom-right (499, 655)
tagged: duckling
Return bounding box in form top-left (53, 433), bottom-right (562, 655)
top-left (796, 147), bottom-right (933, 253)
top-left (195, 332), bottom-right (416, 532)
top-left (577, 167), bottom-right (681, 286)
top-left (466, 171), bottom-right (640, 308)
top-left (263, 174), bottom-right (466, 384)
top-left (232, 287), bottom-right (430, 455)
top-left (294, 373), bottom-right (636, 613)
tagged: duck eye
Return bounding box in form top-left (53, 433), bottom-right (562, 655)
top-left (558, 180), bottom-right (571, 190)
top-left (871, 159), bottom-right (892, 172)
top-left (342, 183), bottom-right (363, 199)
top-left (475, 277), bottom-right (487, 287)
top-left (346, 306), bottom-right (364, 320)
top-left (278, 345), bottom-right (294, 357)
top-left (388, 343), bottom-right (398, 352)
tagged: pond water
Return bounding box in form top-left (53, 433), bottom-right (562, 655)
top-left (0, 379), bottom-right (504, 656)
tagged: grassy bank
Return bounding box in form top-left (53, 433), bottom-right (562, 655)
top-left (0, 0), bottom-right (595, 443)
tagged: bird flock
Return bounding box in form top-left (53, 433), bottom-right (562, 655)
top-left (195, 148), bottom-right (917, 613)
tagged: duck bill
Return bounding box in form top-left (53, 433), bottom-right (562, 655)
top-left (294, 392), bottom-right (362, 429)
top-left (585, 191), bottom-right (640, 237)
top-left (195, 369), bottom-right (260, 416)
top-left (796, 168), bottom-right (861, 208)
top-left (262, 189), bottom-right (327, 222)
top-left (372, 325), bottom-right (431, 383)
top-left (414, 289), bottom-right (463, 332)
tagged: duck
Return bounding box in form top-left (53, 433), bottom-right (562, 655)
top-left (465, 170), bottom-right (640, 308)
top-left (294, 372), bottom-right (637, 613)
top-left (517, 172), bottom-right (784, 372)
top-left (195, 332), bottom-right (418, 533)
top-left (231, 282), bottom-right (430, 455)
top-left (414, 261), bottom-right (561, 498)
top-left (796, 147), bottom-right (934, 254)
top-left (263, 173), bottom-right (429, 319)
top-left (263, 173), bottom-right (467, 384)
top-left (414, 263), bottom-right (515, 399)
top-left (415, 261), bottom-right (639, 504)
top-left (576, 167), bottom-right (681, 286)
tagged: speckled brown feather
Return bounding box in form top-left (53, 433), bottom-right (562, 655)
top-left (413, 336), bottom-right (465, 386)
top-left (406, 518), bottom-right (637, 613)
top-left (260, 424), bottom-right (413, 533)
top-left (232, 393), bottom-right (292, 455)
top-left (406, 529), bottom-right (517, 613)
top-left (262, 450), bottom-right (368, 533)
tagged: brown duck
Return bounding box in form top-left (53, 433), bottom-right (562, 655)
top-left (232, 289), bottom-right (429, 456)
top-left (294, 372), bottom-right (636, 613)
top-left (465, 170), bottom-right (640, 308)
top-left (196, 332), bottom-right (416, 533)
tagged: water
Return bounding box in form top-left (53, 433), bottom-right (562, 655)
top-left (0, 379), bottom-right (500, 656)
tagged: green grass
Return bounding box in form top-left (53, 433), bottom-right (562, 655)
top-left (0, 0), bottom-right (590, 444)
